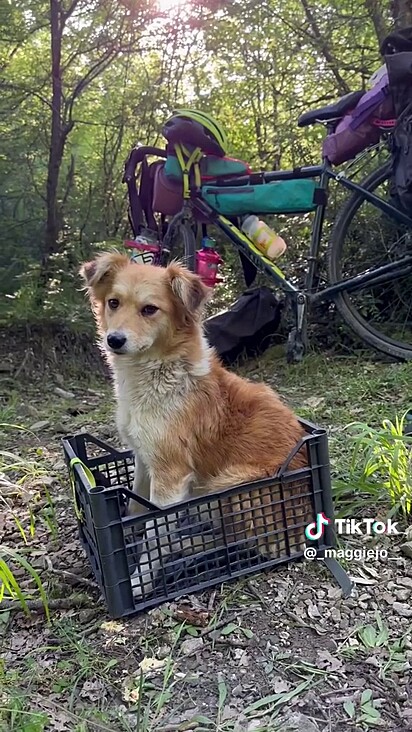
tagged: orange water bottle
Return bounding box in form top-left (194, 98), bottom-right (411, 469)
top-left (241, 215), bottom-right (286, 260)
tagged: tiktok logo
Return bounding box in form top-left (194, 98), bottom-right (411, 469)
top-left (305, 512), bottom-right (331, 540)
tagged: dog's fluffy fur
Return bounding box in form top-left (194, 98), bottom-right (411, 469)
top-left (80, 252), bottom-right (311, 595)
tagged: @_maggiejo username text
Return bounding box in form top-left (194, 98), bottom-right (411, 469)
top-left (303, 546), bottom-right (389, 562)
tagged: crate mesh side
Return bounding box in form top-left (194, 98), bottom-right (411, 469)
top-left (127, 474), bottom-right (314, 602)
top-left (68, 429), bottom-right (333, 616)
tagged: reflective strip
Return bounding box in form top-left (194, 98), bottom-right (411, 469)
top-left (69, 457), bottom-right (96, 521)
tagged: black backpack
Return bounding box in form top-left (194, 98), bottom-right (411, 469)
top-left (204, 287), bottom-right (283, 366)
top-left (382, 28), bottom-right (412, 212)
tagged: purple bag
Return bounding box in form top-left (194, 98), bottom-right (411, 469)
top-left (152, 164), bottom-right (183, 216)
top-left (323, 73), bottom-right (394, 165)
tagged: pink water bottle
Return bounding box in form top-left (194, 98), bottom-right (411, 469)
top-left (196, 237), bottom-right (222, 288)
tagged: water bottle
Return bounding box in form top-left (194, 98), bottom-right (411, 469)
top-left (196, 237), bottom-right (222, 288)
top-left (241, 215), bottom-right (286, 260)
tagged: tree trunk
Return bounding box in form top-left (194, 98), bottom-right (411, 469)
top-left (392, 0), bottom-right (412, 27)
top-left (38, 0), bottom-right (65, 299)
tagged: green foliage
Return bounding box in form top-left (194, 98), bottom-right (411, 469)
top-left (0, 430), bottom-right (53, 618)
top-left (0, 0), bottom-right (393, 324)
top-left (358, 613), bottom-right (390, 649)
top-left (347, 410), bottom-right (412, 516)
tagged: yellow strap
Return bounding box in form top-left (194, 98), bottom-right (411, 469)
top-left (194, 162), bottom-right (201, 189)
top-left (69, 457), bottom-right (96, 522)
top-left (175, 144), bottom-right (203, 198)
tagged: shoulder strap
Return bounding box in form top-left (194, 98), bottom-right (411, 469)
top-left (174, 143), bottom-right (202, 197)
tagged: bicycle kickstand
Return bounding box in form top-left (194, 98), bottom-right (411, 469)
top-left (286, 293), bottom-right (308, 364)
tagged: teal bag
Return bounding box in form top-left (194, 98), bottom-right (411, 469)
top-left (164, 154), bottom-right (251, 181)
top-left (201, 179), bottom-right (317, 215)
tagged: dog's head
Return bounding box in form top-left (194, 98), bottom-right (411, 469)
top-left (80, 252), bottom-right (210, 358)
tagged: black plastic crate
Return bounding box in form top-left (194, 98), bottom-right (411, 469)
top-left (62, 421), bottom-right (343, 618)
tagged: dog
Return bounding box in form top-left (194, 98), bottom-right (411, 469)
top-left (80, 252), bottom-right (312, 597)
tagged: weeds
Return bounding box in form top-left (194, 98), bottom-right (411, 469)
top-left (339, 612), bottom-right (409, 681)
top-left (343, 688), bottom-right (381, 728)
top-left (0, 427), bottom-right (54, 618)
top-left (333, 410), bottom-right (412, 517)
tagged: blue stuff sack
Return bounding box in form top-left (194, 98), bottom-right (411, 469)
top-left (164, 153), bottom-right (251, 181)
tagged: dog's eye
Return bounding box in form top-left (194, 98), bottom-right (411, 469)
top-left (108, 298), bottom-right (120, 310)
top-left (141, 305), bottom-right (159, 316)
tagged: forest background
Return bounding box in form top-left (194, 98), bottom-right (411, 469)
top-left (0, 0), bottom-right (410, 329)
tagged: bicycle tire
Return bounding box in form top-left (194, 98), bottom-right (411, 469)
top-left (327, 162), bottom-right (412, 360)
top-left (162, 217), bottom-right (196, 272)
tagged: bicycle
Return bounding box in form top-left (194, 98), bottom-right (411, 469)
top-left (123, 92), bottom-right (412, 363)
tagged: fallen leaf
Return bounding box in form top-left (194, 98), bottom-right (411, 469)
top-left (79, 678), bottom-right (106, 702)
top-left (400, 542), bottom-right (412, 558)
top-left (303, 396), bottom-right (325, 409)
top-left (317, 650), bottom-right (343, 672)
top-left (350, 576), bottom-right (376, 586)
top-left (221, 706), bottom-right (238, 722)
top-left (139, 657), bottom-right (167, 673)
top-left (100, 620), bottom-right (125, 633)
top-left (181, 636), bottom-right (204, 655)
top-left (273, 677), bottom-right (291, 694)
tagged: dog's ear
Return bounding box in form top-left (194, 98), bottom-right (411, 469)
top-left (79, 252), bottom-right (129, 292)
top-left (168, 264), bottom-right (211, 316)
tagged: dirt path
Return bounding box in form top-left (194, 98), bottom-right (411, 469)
top-left (1, 352), bottom-right (412, 731)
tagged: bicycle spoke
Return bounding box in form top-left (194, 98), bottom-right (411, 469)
top-left (340, 182), bottom-right (412, 342)
top-left (328, 163), bottom-right (412, 357)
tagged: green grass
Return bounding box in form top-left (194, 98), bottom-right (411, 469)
top-left (243, 351), bottom-right (412, 518)
top-left (1, 351), bottom-right (412, 729)
top-left (0, 427), bottom-right (56, 618)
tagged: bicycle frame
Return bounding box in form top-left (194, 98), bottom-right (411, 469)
top-left (191, 160), bottom-right (412, 305)
top-left (124, 142), bottom-right (412, 360)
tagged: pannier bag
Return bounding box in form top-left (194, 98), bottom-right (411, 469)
top-left (152, 165), bottom-right (183, 216)
top-left (322, 72), bottom-right (394, 165)
top-left (382, 27), bottom-right (412, 212)
top-left (201, 179), bottom-right (317, 216)
top-left (204, 287), bottom-right (283, 366)
top-left (151, 164), bottom-right (209, 222)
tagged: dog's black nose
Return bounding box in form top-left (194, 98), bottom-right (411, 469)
top-left (107, 333), bottom-right (127, 350)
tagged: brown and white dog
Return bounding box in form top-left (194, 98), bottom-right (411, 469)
top-left (80, 252), bottom-right (311, 596)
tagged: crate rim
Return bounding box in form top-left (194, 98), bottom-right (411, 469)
top-left (62, 418), bottom-right (328, 521)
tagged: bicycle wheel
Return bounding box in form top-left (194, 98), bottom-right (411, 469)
top-left (327, 162), bottom-right (412, 360)
top-left (162, 215), bottom-right (196, 272)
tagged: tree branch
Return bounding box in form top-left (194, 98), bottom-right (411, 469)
top-left (299, 0), bottom-right (350, 95)
top-left (363, 0), bottom-right (388, 45)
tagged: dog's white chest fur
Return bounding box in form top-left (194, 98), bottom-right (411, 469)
top-left (113, 357), bottom-right (202, 466)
